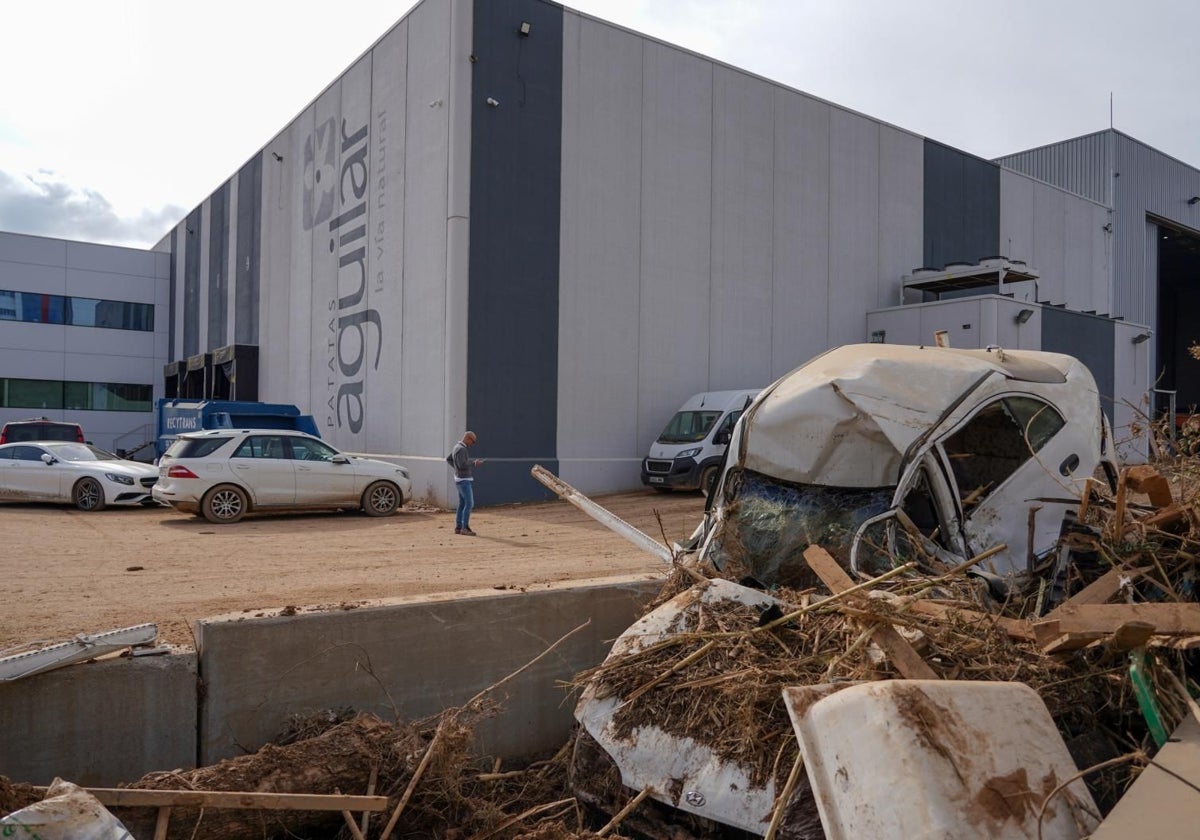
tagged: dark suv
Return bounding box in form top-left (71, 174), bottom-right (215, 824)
top-left (0, 417), bottom-right (86, 444)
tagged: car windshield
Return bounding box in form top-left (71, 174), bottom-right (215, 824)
top-left (704, 469), bottom-right (894, 589)
top-left (47, 443), bottom-right (120, 462)
top-left (657, 410), bottom-right (723, 444)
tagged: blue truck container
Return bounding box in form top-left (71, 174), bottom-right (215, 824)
top-left (155, 399), bottom-right (320, 458)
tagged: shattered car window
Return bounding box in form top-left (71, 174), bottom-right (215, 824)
top-left (942, 396), bottom-right (1064, 507)
top-left (706, 469), bottom-right (893, 589)
top-left (657, 410), bottom-right (722, 444)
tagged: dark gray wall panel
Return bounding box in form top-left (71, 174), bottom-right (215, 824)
top-left (923, 141), bottom-right (1000, 268)
top-left (182, 208), bottom-right (202, 357)
top-left (467, 0), bottom-right (563, 503)
top-left (1041, 307), bottom-right (1115, 422)
top-left (207, 183), bottom-right (230, 349)
top-left (168, 228), bottom-right (177, 360)
top-left (235, 155), bottom-right (262, 345)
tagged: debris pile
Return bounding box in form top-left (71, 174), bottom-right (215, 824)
top-left (3, 459), bottom-right (1199, 838)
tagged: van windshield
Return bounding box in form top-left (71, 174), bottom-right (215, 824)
top-left (657, 410), bottom-right (723, 444)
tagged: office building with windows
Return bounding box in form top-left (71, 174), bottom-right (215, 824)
top-left (0, 231), bottom-right (170, 454)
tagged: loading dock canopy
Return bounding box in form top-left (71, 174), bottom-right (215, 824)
top-left (741, 344), bottom-right (1087, 488)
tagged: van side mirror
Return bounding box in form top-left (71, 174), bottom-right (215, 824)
top-left (714, 429), bottom-right (731, 446)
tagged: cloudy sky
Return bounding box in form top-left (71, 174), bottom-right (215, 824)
top-left (2, 0), bottom-right (1197, 248)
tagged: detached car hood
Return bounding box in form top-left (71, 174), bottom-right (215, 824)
top-left (740, 344), bottom-right (1077, 488)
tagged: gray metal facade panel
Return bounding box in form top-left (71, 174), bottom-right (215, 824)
top-left (234, 155), bottom-right (261, 345)
top-left (207, 182), bottom-right (229, 350)
top-left (995, 131), bottom-right (1112, 206)
top-left (635, 42), bottom-right (715, 450)
top-left (395, 3), bottom-right (454, 462)
top-left (709, 65), bottom-right (775, 388)
top-left (556, 14), bottom-right (643, 489)
top-left (182, 208), bottom-right (202, 357)
top-left (467, 0), bottom-right (563, 503)
top-left (923, 141), bottom-right (1000, 268)
top-left (1040, 307), bottom-right (1115, 423)
top-left (828, 109), bottom-right (880, 343)
top-left (771, 90), bottom-right (831, 376)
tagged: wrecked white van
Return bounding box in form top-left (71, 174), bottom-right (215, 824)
top-left (574, 343), bottom-right (1119, 835)
top-left (699, 343), bottom-right (1118, 587)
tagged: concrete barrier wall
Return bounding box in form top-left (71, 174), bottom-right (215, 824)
top-left (196, 576), bottom-right (661, 765)
top-left (0, 653), bottom-right (197, 787)
top-left (0, 576), bottom-right (660, 786)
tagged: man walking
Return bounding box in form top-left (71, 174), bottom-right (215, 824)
top-left (450, 431), bottom-right (483, 536)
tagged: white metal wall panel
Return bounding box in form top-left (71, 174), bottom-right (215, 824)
top-left (1032, 184), bottom-right (1068, 305)
top-left (0, 233), bottom-right (66, 267)
top-left (999, 170), bottom-right (1036, 270)
top-left (877, 125), bottom-right (924, 310)
top-left (63, 329), bottom-right (155, 360)
top-left (1062, 198), bottom-right (1098, 313)
top-left (636, 42), bottom-right (714, 450)
top-left (556, 15), bottom-right (643, 492)
top-left (65, 241), bottom-right (160, 279)
top-left (827, 109), bottom-right (879, 345)
top-left (258, 127), bottom-right (294, 405)
top-left (708, 66), bottom-right (774, 388)
top-left (399, 1), bottom-right (453, 475)
top-left (770, 90), bottom-right (830, 377)
top-left (1, 262), bottom-right (65, 295)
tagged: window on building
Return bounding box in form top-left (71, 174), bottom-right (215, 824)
top-left (0, 378), bottom-right (152, 412)
top-left (0, 289), bottom-right (154, 331)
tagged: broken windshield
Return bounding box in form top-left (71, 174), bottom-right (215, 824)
top-left (657, 410), bottom-right (722, 444)
top-left (705, 469), bottom-right (894, 589)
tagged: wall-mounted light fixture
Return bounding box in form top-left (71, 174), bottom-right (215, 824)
top-left (1132, 332), bottom-right (1152, 345)
top-left (1188, 196), bottom-right (1200, 205)
top-left (486, 97), bottom-right (500, 107)
top-left (1015, 308), bottom-right (1034, 325)
top-left (271, 152), bottom-right (283, 162)
top-left (518, 20), bottom-right (532, 36)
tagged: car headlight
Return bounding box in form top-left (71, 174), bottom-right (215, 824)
top-left (675, 448), bottom-right (702, 460)
top-left (104, 472), bottom-right (135, 485)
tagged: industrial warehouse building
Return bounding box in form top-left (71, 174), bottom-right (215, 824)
top-left (5, 0), bottom-right (1200, 505)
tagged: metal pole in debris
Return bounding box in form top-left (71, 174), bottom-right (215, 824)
top-left (530, 465), bottom-right (674, 564)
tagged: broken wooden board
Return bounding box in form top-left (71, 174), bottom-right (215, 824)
top-left (1042, 566), bottom-right (1151, 616)
top-left (900, 598), bottom-right (1036, 642)
top-left (1034, 603), bottom-right (1200, 651)
top-left (803, 545), bottom-right (938, 680)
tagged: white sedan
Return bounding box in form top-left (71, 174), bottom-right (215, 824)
top-left (0, 442), bottom-right (160, 511)
top-left (153, 429), bottom-right (413, 524)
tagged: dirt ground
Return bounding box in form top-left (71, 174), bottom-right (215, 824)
top-left (0, 489), bottom-right (705, 652)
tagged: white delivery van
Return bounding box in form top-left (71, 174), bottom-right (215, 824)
top-left (640, 389), bottom-right (760, 495)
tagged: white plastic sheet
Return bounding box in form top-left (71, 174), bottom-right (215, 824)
top-left (0, 778), bottom-right (133, 840)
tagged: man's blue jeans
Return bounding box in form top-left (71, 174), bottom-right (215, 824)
top-left (455, 480), bottom-right (474, 530)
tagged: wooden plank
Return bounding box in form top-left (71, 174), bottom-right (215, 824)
top-left (1107, 621), bottom-right (1157, 653)
top-left (902, 599), bottom-right (1036, 642)
top-left (1040, 631), bottom-right (1108, 654)
top-left (803, 545), bottom-right (938, 680)
top-left (1039, 604), bottom-right (1200, 637)
top-left (38, 788), bottom-right (389, 812)
top-left (1042, 566), bottom-right (1152, 619)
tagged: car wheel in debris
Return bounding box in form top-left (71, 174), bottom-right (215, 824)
top-left (362, 480), bottom-right (401, 516)
top-left (72, 477), bottom-right (106, 512)
top-left (202, 484), bottom-right (248, 524)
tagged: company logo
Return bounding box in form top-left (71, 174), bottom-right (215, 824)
top-left (324, 118), bottom-right (382, 435)
top-left (164, 416), bottom-right (199, 431)
top-left (302, 118), bottom-right (337, 230)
